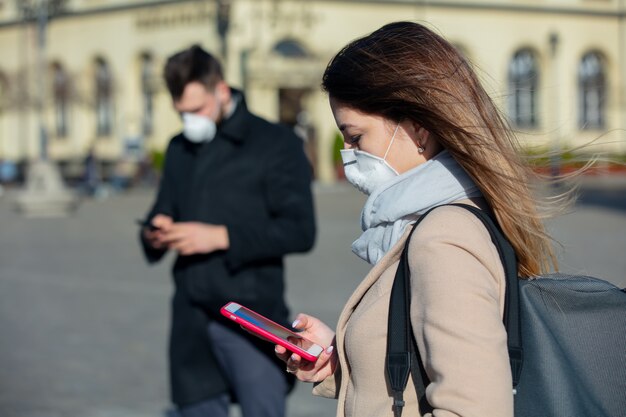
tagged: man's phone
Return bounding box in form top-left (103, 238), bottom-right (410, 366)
top-left (220, 302), bottom-right (324, 362)
top-left (136, 218), bottom-right (160, 231)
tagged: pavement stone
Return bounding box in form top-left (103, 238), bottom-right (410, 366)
top-left (0, 179), bottom-right (624, 417)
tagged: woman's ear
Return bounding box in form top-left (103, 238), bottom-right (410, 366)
top-left (409, 121), bottom-right (430, 147)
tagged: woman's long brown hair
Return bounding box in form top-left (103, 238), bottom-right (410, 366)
top-left (322, 21), bottom-right (556, 277)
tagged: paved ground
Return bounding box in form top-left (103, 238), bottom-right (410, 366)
top-left (0, 177), bottom-right (624, 417)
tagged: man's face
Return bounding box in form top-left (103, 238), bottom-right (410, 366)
top-left (173, 81), bottom-right (227, 122)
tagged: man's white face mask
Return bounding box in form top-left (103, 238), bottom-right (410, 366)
top-left (340, 124), bottom-right (400, 195)
top-left (182, 113), bottom-right (216, 143)
top-left (181, 89), bottom-right (222, 143)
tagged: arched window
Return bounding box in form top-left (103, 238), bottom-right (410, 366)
top-left (95, 57), bottom-right (113, 137)
top-left (52, 62), bottom-right (69, 138)
top-left (579, 52), bottom-right (606, 129)
top-left (273, 39), bottom-right (309, 58)
top-left (140, 53), bottom-right (154, 136)
top-left (508, 49), bottom-right (539, 128)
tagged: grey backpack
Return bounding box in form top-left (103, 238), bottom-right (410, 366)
top-left (387, 204), bottom-right (626, 417)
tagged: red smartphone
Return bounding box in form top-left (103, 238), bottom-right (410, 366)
top-left (220, 302), bottom-right (324, 362)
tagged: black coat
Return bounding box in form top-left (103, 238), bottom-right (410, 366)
top-left (140, 93), bottom-right (316, 407)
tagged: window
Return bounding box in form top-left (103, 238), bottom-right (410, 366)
top-left (273, 39), bottom-right (308, 58)
top-left (579, 52), bottom-right (606, 129)
top-left (140, 53), bottom-right (154, 136)
top-left (52, 62), bottom-right (69, 138)
top-left (508, 49), bottom-right (539, 128)
top-left (95, 57), bottom-right (113, 137)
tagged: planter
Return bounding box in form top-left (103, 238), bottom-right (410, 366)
top-left (533, 163), bottom-right (626, 176)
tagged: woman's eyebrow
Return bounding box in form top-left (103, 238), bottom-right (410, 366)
top-left (339, 123), bottom-right (355, 131)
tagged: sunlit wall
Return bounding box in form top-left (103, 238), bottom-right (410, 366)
top-left (0, 0), bottom-right (624, 183)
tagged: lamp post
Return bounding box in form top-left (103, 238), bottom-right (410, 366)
top-left (14, 0), bottom-right (77, 217)
top-left (549, 32), bottom-right (561, 179)
top-left (216, 0), bottom-right (232, 60)
top-left (18, 0), bottom-right (66, 160)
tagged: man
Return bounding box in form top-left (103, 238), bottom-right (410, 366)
top-left (139, 45), bottom-right (316, 417)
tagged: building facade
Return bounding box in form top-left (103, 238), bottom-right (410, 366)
top-left (0, 0), bottom-right (624, 183)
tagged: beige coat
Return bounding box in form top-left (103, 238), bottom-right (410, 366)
top-left (313, 202), bottom-right (514, 417)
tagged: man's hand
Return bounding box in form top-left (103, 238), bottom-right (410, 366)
top-left (143, 214), bottom-right (174, 250)
top-left (161, 222), bottom-right (230, 256)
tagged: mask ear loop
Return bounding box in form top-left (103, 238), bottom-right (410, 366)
top-left (383, 123), bottom-right (401, 161)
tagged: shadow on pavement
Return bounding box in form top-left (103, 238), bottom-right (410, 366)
top-left (576, 184), bottom-right (626, 212)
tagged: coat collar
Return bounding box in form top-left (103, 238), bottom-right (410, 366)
top-left (335, 227), bottom-right (412, 338)
top-left (331, 226), bottom-right (412, 405)
top-left (334, 198), bottom-right (487, 342)
top-left (217, 88), bottom-right (249, 143)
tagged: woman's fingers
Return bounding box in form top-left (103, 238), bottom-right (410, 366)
top-left (286, 353), bottom-right (302, 366)
top-left (275, 314), bottom-right (338, 383)
top-left (291, 313), bottom-right (312, 330)
top-left (290, 314), bottom-right (336, 348)
top-left (274, 345), bottom-right (291, 363)
top-left (284, 349), bottom-right (333, 382)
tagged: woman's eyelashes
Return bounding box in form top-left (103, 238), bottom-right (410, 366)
top-left (348, 134), bottom-right (362, 144)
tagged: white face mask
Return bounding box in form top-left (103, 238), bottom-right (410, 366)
top-left (181, 89), bottom-right (222, 143)
top-left (182, 112), bottom-right (216, 143)
top-left (340, 124), bottom-right (400, 195)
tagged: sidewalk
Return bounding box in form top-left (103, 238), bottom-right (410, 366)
top-left (0, 181), bottom-right (624, 417)
top-left (0, 185), bottom-right (365, 417)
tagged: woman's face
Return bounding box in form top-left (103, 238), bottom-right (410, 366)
top-left (329, 97), bottom-right (436, 174)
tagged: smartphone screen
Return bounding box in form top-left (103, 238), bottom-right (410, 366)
top-left (221, 302), bottom-right (324, 362)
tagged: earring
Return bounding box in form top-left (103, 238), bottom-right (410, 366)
top-left (417, 145), bottom-right (425, 154)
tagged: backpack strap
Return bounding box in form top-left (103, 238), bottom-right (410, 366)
top-left (386, 204), bottom-right (524, 417)
top-left (449, 203), bottom-right (523, 387)
top-left (386, 206), bottom-right (441, 417)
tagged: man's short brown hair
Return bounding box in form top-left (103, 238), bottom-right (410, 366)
top-left (163, 45), bottom-right (224, 100)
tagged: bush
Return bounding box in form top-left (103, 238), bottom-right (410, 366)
top-left (332, 131), bottom-right (344, 164)
top-left (520, 146), bottom-right (626, 174)
top-left (150, 149), bottom-right (166, 173)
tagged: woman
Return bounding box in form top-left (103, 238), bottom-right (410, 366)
top-left (275, 21), bottom-right (557, 417)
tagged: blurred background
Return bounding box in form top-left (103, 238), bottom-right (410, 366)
top-left (0, 0), bottom-right (626, 187)
top-left (0, 1), bottom-right (625, 417)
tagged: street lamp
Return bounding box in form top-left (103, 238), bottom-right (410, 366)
top-left (14, 0), bottom-right (77, 217)
top-left (549, 32), bottom-right (561, 179)
top-left (216, 0), bottom-right (232, 59)
top-left (18, 0), bottom-right (66, 160)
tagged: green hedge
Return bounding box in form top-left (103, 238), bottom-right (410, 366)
top-left (150, 149), bottom-right (166, 172)
top-left (520, 147), bottom-right (626, 168)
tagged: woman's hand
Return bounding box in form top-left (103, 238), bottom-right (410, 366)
top-left (275, 313), bottom-right (337, 383)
